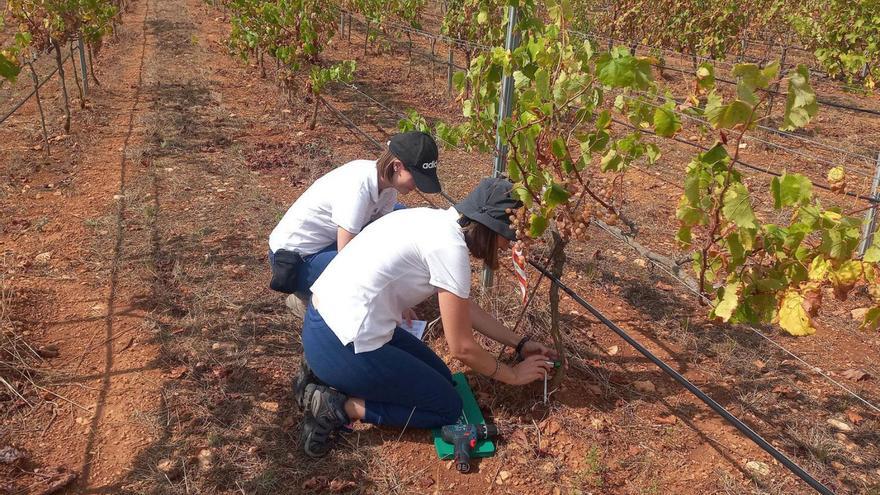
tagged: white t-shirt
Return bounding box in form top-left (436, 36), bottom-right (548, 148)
top-left (268, 160), bottom-right (398, 255)
top-left (312, 207), bottom-right (472, 353)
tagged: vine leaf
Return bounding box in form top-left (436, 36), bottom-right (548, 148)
top-left (595, 48), bottom-right (652, 89)
top-left (713, 282), bottom-right (741, 321)
top-left (777, 290), bottom-right (816, 336)
top-left (543, 183), bottom-right (570, 208)
top-left (0, 52), bottom-right (20, 82)
top-left (704, 93), bottom-right (753, 130)
top-left (782, 65), bottom-right (818, 131)
top-left (653, 101), bottom-right (681, 137)
top-left (722, 183), bottom-right (757, 229)
top-left (771, 173), bottom-right (813, 209)
top-left (529, 213), bottom-right (548, 237)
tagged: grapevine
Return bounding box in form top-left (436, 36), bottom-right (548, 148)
top-left (419, 0), bottom-right (880, 383)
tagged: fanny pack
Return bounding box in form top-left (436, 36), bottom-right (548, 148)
top-left (269, 249), bottom-right (304, 293)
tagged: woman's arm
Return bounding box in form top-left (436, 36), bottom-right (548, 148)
top-left (336, 227), bottom-right (356, 251)
top-left (469, 300), bottom-right (558, 359)
top-left (469, 300), bottom-right (521, 348)
top-left (438, 290), bottom-right (550, 385)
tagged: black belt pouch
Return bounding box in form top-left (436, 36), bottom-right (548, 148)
top-left (269, 249), bottom-right (304, 293)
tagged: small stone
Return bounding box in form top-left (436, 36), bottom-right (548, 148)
top-left (607, 345), bottom-right (619, 356)
top-left (851, 307), bottom-right (869, 321)
top-left (834, 432), bottom-right (848, 441)
top-left (633, 258), bottom-right (647, 268)
top-left (632, 380), bottom-right (656, 394)
top-left (746, 460), bottom-right (770, 477)
top-left (36, 345), bottom-right (59, 358)
top-left (827, 418), bottom-right (852, 432)
top-left (34, 252), bottom-right (52, 265)
top-left (198, 449), bottom-right (215, 470)
top-left (258, 401), bottom-right (279, 413)
top-left (499, 470), bottom-right (511, 481)
top-left (157, 459), bottom-right (176, 474)
top-left (831, 461), bottom-right (846, 471)
top-left (0, 446), bottom-right (27, 465)
top-left (211, 342), bottom-right (236, 354)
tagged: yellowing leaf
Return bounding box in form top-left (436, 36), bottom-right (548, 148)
top-left (777, 290), bottom-right (816, 336)
top-left (713, 282), bottom-right (741, 321)
top-left (808, 257), bottom-right (830, 281)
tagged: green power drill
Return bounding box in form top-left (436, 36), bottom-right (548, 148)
top-left (440, 423), bottom-right (499, 473)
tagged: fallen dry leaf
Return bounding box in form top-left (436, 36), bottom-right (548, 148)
top-left (841, 369), bottom-right (871, 382)
top-left (329, 479), bottom-right (357, 492)
top-left (653, 414), bottom-right (678, 425)
top-left (167, 366), bottom-right (187, 379)
top-left (607, 345), bottom-right (619, 356)
top-left (509, 429), bottom-right (529, 449)
top-left (302, 476), bottom-right (326, 490)
top-left (846, 410), bottom-right (864, 425)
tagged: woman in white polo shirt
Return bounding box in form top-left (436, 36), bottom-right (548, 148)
top-left (267, 131), bottom-right (441, 314)
top-left (297, 177), bottom-right (557, 458)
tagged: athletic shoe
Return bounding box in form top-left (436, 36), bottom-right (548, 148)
top-left (285, 293), bottom-right (308, 319)
top-left (304, 384), bottom-right (350, 430)
top-left (301, 414), bottom-right (335, 458)
top-left (292, 359), bottom-right (325, 410)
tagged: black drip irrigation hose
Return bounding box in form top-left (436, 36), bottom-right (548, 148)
top-left (528, 260), bottom-right (835, 495)
top-left (320, 91), bottom-right (836, 493)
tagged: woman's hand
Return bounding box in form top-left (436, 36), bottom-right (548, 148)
top-left (520, 340), bottom-right (558, 360)
top-left (508, 355), bottom-right (553, 385)
top-left (402, 308), bottom-right (418, 326)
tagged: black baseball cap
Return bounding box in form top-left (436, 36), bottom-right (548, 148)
top-left (389, 131), bottom-right (441, 193)
top-left (455, 177), bottom-right (523, 240)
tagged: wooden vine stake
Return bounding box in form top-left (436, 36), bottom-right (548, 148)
top-left (547, 230), bottom-right (567, 390)
top-left (87, 43), bottom-right (101, 87)
top-left (27, 61), bottom-right (50, 158)
top-left (69, 41), bottom-right (85, 109)
top-left (51, 40), bottom-right (71, 133)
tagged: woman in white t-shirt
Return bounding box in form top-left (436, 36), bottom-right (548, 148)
top-left (296, 177), bottom-right (557, 458)
top-left (267, 131), bottom-right (441, 314)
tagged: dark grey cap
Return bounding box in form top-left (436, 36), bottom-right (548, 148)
top-left (454, 177), bottom-right (523, 240)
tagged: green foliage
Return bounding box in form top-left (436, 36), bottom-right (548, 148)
top-left (781, 65), bottom-right (819, 130)
top-left (1, 0), bottom-right (116, 84)
top-left (309, 60), bottom-right (356, 95)
top-left (226, 0), bottom-right (339, 73)
top-left (590, 0), bottom-right (794, 62)
top-left (792, 0), bottom-right (880, 89)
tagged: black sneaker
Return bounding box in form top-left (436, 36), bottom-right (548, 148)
top-left (293, 360), bottom-right (325, 410)
top-left (301, 414), bottom-right (334, 458)
top-left (304, 384), bottom-right (350, 430)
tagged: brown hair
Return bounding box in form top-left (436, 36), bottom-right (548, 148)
top-left (376, 148), bottom-right (399, 183)
top-left (462, 219), bottom-right (500, 269)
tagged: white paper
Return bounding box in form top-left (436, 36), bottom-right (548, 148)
top-left (400, 319), bottom-right (428, 340)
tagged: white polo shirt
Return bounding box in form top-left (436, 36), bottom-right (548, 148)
top-left (268, 160), bottom-right (398, 255)
top-left (312, 207), bottom-right (472, 353)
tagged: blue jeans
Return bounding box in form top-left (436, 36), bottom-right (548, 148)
top-left (268, 243), bottom-right (338, 295)
top-left (302, 304), bottom-right (462, 428)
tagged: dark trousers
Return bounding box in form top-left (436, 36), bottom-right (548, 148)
top-left (301, 304), bottom-right (462, 428)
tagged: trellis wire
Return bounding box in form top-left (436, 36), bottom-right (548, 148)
top-left (0, 49), bottom-right (74, 126)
